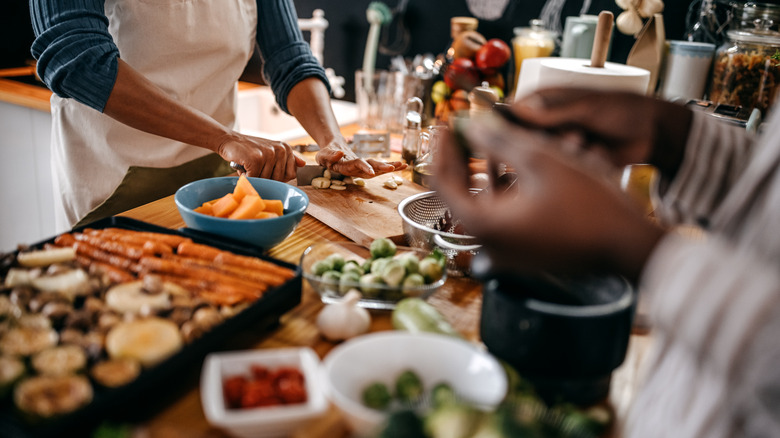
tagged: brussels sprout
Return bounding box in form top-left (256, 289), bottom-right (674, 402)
top-left (395, 369), bottom-right (424, 404)
top-left (312, 259), bottom-right (334, 276)
top-left (359, 273), bottom-right (386, 297)
top-left (339, 271), bottom-right (362, 294)
top-left (431, 382), bottom-right (457, 409)
top-left (343, 260), bottom-right (364, 276)
top-left (402, 273), bottom-right (425, 293)
top-left (326, 253), bottom-right (346, 271)
top-left (419, 258), bottom-right (444, 283)
top-left (362, 258), bottom-right (375, 273)
top-left (370, 238), bottom-right (397, 259)
top-left (396, 253), bottom-right (420, 275)
top-left (320, 270), bottom-right (342, 293)
top-left (362, 382), bottom-right (392, 410)
top-left (370, 257), bottom-right (390, 275)
top-left (380, 410), bottom-right (426, 438)
top-left (381, 259), bottom-right (406, 287)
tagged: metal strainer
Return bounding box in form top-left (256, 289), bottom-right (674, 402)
top-left (397, 191), bottom-right (481, 276)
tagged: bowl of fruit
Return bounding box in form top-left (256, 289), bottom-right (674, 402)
top-left (300, 238), bottom-right (447, 310)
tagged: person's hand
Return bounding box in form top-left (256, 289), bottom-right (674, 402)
top-left (433, 115), bottom-right (666, 282)
top-left (217, 133), bottom-right (305, 181)
top-left (315, 139), bottom-right (406, 178)
top-left (510, 88), bottom-right (693, 178)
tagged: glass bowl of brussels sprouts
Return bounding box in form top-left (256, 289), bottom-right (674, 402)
top-left (300, 238), bottom-right (447, 310)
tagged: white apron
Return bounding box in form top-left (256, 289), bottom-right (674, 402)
top-left (51, 0), bottom-right (257, 230)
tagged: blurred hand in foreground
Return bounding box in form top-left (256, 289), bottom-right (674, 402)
top-left (510, 88), bottom-right (693, 179)
top-left (434, 113), bottom-right (666, 282)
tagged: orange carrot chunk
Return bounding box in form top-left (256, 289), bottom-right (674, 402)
top-left (194, 203), bottom-right (214, 215)
top-left (262, 199), bottom-right (284, 217)
top-left (229, 195), bottom-right (266, 220)
top-left (233, 175), bottom-right (260, 202)
top-left (212, 193), bottom-right (239, 218)
top-left (254, 211), bottom-right (279, 220)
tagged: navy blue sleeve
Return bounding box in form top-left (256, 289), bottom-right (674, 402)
top-left (255, 0), bottom-right (330, 114)
top-left (30, 0), bottom-right (119, 112)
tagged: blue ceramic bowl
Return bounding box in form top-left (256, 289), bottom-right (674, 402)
top-left (175, 176), bottom-right (309, 250)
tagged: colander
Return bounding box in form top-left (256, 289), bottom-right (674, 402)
top-left (397, 191), bottom-right (481, 276)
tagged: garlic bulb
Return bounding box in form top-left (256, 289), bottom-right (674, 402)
top-left (615, 0), bottom-right (638, 10)
top-left (637, 0), bottom-right (664, 18)
top-left (316, 290), bottom-right (371, 341)
top-left (616, 9), bottom-right (644, 35)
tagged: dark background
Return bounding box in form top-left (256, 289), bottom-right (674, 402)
top-left (3, 0), bottom-right (699, 101)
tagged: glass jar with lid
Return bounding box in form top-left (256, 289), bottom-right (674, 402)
top-left (708, 2), bottom-right (780, 113)
top-left (511, 19), bottom-right (557, 97)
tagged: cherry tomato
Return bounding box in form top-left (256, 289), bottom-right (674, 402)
top-left (223, 375), bottom-right (247, 409)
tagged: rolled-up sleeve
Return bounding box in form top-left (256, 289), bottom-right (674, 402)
top-left (30, 0), bottom-right (118, 112)
top-left (255, 0), bottom-right (329, 114)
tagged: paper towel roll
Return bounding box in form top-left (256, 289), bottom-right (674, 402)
top-left (514, 57), bottom-right (651, 100)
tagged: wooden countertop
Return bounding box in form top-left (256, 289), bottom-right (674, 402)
top-left (0, 77), bottom-right (51, 112)
top-left (115, 163), bottom-right (652, 438)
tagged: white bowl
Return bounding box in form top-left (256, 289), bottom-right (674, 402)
top-left (200, 347), bottom-right (328, 438)
top-left (320, 331), bottom-right (508, 437)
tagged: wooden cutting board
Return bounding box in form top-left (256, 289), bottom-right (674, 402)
top-left (299, 171), bottom-right (427, 247)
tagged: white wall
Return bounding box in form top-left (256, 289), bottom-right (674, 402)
top-left (0, 101), bottom-right (55, 252)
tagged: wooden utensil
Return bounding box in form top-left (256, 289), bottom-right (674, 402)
top-left (590, 11), bottom-right (614, 68)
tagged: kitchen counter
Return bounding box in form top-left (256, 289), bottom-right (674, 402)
top-left (115, 158), bottom-right (653, 438)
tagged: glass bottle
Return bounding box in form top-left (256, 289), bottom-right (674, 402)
top-left (412, 125), bottom-right (447, 188)
top-left (401, 97), bottom-right (423, 164)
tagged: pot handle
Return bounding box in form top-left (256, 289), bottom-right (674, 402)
top-left (432, 234), bottom-right (481, 252)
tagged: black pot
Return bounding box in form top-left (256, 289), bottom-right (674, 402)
top-left (480, 273), bottom-right (635, 406)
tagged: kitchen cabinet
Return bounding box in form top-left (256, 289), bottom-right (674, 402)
top-left (0, 98), bottom-right (56, 253)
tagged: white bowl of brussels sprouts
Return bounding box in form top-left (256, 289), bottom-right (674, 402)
top-left (300, 238), bottom-right (447, 310)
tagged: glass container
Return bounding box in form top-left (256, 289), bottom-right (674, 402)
top-left (708, 2), bottom-right (780, 112)
top-left (511, 19), bottom-right (557, 95)
top-left (412, 125), bottom-right (447, 189)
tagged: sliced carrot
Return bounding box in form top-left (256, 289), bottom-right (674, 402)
top-left (254, 211), bottom-right (279, 219)
top-left (233, 174), bottom-right (260, 202)
top-left (212, 193), bottom-right (239, 218)
top-left (194, 203), bottom-right (214, 215)
top-left (229, 195), bottom-right (266, 220)
top-left (262, 199), bottom-right (284, 216)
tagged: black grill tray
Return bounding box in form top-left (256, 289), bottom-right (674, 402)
top-left (0, 216), bottom-right (302, 438)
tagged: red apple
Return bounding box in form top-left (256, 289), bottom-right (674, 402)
top-left (475, 38), bottom-right (511, 74)
top-left (444, 58), bottom-right (479, 91)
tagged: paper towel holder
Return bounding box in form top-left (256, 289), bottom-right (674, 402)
top-left (589, 11), bottom-right (614, 68)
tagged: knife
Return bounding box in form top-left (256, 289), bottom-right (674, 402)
top-left (230, 162), bottom-right (334, 186)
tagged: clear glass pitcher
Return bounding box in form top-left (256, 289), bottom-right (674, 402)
top-left (412, 125), bottom-right (448, 188)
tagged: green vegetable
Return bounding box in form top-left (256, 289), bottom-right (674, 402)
top-left (326, 253), bottom-right (346, 271)
top-left (392, 298), bottom-right (461, 338)
top-left (396, 252), bottom-right (420, 275)
top-left (320, 270), bottom-right (342, 293)
top-left (311, 259), bottom-right (334, 276)
top-left (362, 382), bottom-right (392, 410)
top-left (431, 382), bottom-right (457, 409)
top-left (402, 273), bottom-right (425, 293)
top-left (419, 257), bottom-right (444, 283)
top-left (424, 403), bottom-right (482, 438)
top-left (339, 271), bottom-right (362, 294)
top-left (381, 259), bottom-right (406, 287)
top-left (359, 273), bottom-right (385, 297)
top-left (370, 237), bottom-right (397, 258)
top-left (380, 410), bottom-right (427, 438)
top-left (395, 369), bottom-right (424, 404)
top-left (370, 257), bottom-right (391, 275)
top-left (342, 260), bottom-right (364, 276)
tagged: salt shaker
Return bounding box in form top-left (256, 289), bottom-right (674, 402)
top-left (401, 97), bottom-right (423, 164)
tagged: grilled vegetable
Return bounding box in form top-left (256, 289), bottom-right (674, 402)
top-left (90, 358), bottom-right (142, 388)
top-left (0, 327), bottom-right (59, 357)
top-left (31, 345), bottom-right (87, 376)
top-left (14, 375), bottom-right (93, 418)
top-left (105, 318), bottom-right (183, 368)
top-left (0, 355), bottom-right (25, 398)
